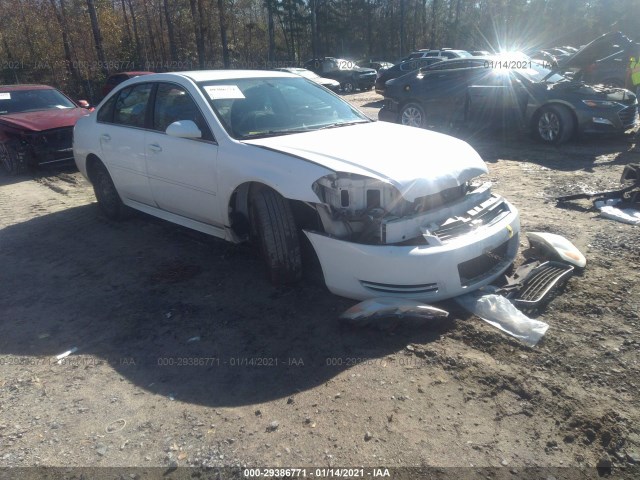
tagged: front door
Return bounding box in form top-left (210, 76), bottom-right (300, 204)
top-left (145, 82), bottom-right (221, 226)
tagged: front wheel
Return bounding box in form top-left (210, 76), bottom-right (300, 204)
top-left (0, 143), bottom-right (26, 176)
top-left (250, 188), bottom-right (302, 284)
top-left (341, 81), bottom-right (355, 94)
top-left (533, 105), bottom-right (574, 145)
top-left (399, 102), bottom-right (426, 128)
top-left (91, 161), bottom-right (127, 220)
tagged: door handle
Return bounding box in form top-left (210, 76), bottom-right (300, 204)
top-left (148, 143), bottom-right (162, 153)
top-left (100, 134), bottom-right (111, 142)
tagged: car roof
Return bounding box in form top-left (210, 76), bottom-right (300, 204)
top-left (0, 84), bottom-right (56, 92)
top-left (165, 70), bottom-right (298, 82)
top-left (110, 71), bottom-right (154, 77)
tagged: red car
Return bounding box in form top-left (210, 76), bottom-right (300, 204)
top-left (102, 71), bottom-right (154, 97)
top-left (0, 84), bottom-right (91, 175)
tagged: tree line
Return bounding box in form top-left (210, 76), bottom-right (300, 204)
top-left (0, 0), bottom-right (638, 101)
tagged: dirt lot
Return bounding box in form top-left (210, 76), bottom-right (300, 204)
top-left (1, 90), bottom-right (640, 478)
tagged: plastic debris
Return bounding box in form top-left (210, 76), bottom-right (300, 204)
top-left (595, 199), bottom-right (640, 226)
top-left (55, 347), bottom-right (78, 363)
top-left (456, 292), bottom-right (549, 347)
top-left (340, 297), bottom-right (449, 326)
top-left (527, 232), bottom-right (586, 268)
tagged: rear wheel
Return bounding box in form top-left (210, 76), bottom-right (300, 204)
top-left (250, 188), bottom-right (302, 284)
top-left (91, 161), bottom-right (127, 220)
top-left (400, 102), bottom-right (426, 128)
top-left (0, 143), bottom-right (26, 176)
top-left (533, 105), bottom-right (574, 145)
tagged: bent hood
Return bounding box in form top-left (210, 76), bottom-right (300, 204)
top-left (243, 121), bottom-right (488, 202)
top-left (0, 108), bottom-right (89, 132)
top-left (557, 31), bottom-right (634, 71)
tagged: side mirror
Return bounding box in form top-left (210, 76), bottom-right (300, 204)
top-left (77, 100), bottom-right (90, 108)
top-left (166, 120), bottom-right (202, 139)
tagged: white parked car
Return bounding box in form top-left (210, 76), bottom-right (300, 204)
top-left (73, 70), bottom-right (520, 301)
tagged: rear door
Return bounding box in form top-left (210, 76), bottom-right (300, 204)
top-left (419, 61), bottom-right (479, 126)
top-left (96, 83), bottom-right (155, 205)
top-left (144, 82), bottom-right (221, 226)
top-left (467, 70), bottom-right (527, 126)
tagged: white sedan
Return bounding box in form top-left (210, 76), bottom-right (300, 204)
top-left (73, 70), bottom-right (520, 301)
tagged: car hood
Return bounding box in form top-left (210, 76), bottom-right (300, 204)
top-left (0, 108), bottom-right (89, 132)
top-left (349, 67), bottom-right (377, 75)
top-left (547, 81), bottom-right (637, 102)
top-left (557, 31), bottom-right (634, 71)
top-left (243, 122), bottom-right (488, 202)
top-left (314, 77), bottom-right (340, 86)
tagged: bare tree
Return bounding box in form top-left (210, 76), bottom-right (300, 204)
top-left (218, 0), bottom-right (230, 67)
top-left (49, 0), bottom-right (83, 85)
top-left (86, 0), bottom-right (109, 76)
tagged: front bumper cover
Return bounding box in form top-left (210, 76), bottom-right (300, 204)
top-left (304, 200), bottom-right (520, 301)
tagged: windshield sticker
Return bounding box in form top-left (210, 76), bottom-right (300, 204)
top-left (0, 92), bottom-right (11, 100)
top-left (204, 85), bottom-right (245, 100)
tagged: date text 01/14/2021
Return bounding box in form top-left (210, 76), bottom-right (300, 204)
top-left (243, 468), bottom-right (391, 478)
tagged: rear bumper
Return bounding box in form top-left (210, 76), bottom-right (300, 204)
top-left (304, 200), bottom-right (520, 302)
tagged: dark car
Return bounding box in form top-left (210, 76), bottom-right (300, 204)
top-left (378, 55), bottom-right (638, 145)
top-left (303, 58), bottom-right (377, 93)
top-left (0, 84), bottom-right (91, 174)
top-left (102, 71), bottom-right (154, 97)
top-left (559, 32), bottom-right (636, 88)
top-left (374, 57), bottom-right (443, 95)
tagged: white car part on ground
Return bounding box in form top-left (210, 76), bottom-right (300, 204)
top-left (456, 292), bottom-right (549, 347)
top-left (526, 231), bottom-right (587, 268)
top-left (340, 297), bottom-right (449, 325)
top-left (595, 199), bottom-right (640, 226)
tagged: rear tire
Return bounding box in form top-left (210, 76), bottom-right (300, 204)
top-left (533, 105), bottom-right (574, 145)
top-left (91, 161), bottom-right (127, 220)
top-left (0, 143), bottom-right (26, 176)
top-left (250, 188), bottom-right (302, 284)
top-left (399, 102), bottom-right (426, 128)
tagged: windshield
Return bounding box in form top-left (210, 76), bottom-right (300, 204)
top-left (199, 77), bottom-right (369, 140)
top-left (515, 61), bottom-right (567, 83)
top-left (0, 88), bottom-right (76, 115)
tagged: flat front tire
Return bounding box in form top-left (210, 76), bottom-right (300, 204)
top-left (250, 188), bottom-right (302, 284)
top-left (91, 161), bottom-right (127, 220)
top-left (534, 105), bottom-right (574, 145)
top-left (400, 102), bottom-right (426, 128)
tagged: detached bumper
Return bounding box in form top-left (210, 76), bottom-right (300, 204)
top-left (304, 201), bottom-right (520, 302)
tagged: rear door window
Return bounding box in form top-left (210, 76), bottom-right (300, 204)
top-left (113, 83), bottom-right (153, 128)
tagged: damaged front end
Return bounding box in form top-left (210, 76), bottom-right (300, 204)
top-left (0, 127), bottom-right (75, 173)
top-left (305, 172), bottom-right (520, 301)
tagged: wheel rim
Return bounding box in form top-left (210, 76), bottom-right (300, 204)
top-left (538, 111), bottom-right (560, 142)
top-left (344, 83), bottom-right (354, 93)
top-left (401, 106), bottom-right (423, 127)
